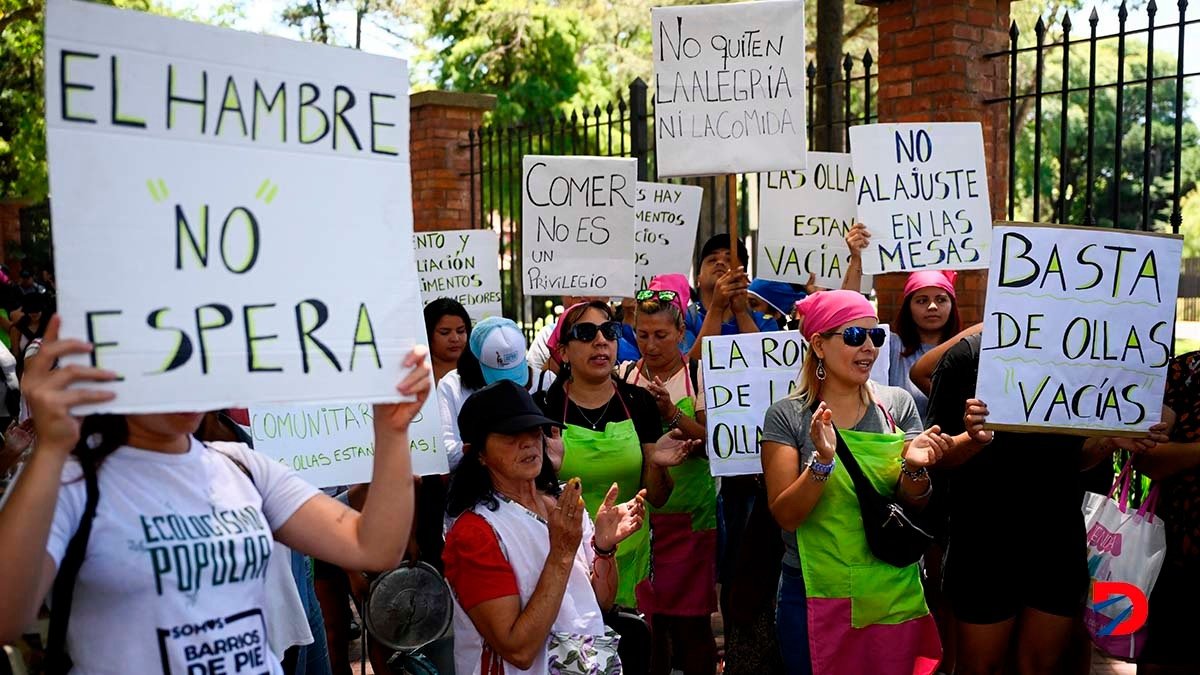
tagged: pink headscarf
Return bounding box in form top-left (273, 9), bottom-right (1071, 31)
top-left (795, 289), bottom-right (877, 338)
top-left (647, 273), bottom-right (691, 317)
top-left (903, 270), bottom-right (957, 299)
top-left (546, 301), bottom-right (589, 364)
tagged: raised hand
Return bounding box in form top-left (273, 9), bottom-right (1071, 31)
top-left (373, 345), bottom-right (431, 434)
top-left (964, 398), bottom-right (994, 445)
top-left (651, 428), bottom-right (698, 467)
top-left (594, 483), bottom-right (646, 551)
top-left (903, 425), bottom-right (952, 468)
top-left (647, 378), bottom-right (676, 420)
top-left (548, 477), bottom-right (585, 561)
top-left (845, 222), bottom-right (871, 258)
top-left (809, 402), bottom-right (836, 462)
top-left (713, 267), bottom-right (750, 313)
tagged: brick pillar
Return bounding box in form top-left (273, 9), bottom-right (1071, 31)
top-left (409, 91), bottom-right (496, 232)
top-left (0, 202), bottom-right (25, 267)
top-left (865, 0), bottom-right (1010, 326)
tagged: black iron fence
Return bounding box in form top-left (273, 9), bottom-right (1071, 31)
top-left (465, 53), bottom-right (877, 337)
top-left (984, 1), bottom-right (1198, 232)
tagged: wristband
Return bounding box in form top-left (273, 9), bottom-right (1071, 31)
top-left (667, 407), bottom-right (683, 429)
top-left (899, 458), bottom-right (930, 482)
top-left (809, 455), bottom-right (835, 480)
top-left (591, 535), bottom-right (615, 558)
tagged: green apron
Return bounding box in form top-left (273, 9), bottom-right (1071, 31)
top-left (558, 385), bottom-right (650, 608)
top-left (796, 427), bottom-right (929, 628)
top-left (655, 396), bottom-right (718, 530)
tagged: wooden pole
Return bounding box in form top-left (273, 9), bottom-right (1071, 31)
top-left (726, 174), bottom-right (739, 268)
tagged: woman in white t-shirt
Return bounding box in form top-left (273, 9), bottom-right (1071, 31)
top-left (0, 317), bottom-right (430, 675)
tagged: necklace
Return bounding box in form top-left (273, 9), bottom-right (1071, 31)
top-left (571, 395), bottom-right (613, 430)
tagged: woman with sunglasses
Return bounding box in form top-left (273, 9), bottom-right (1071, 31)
top-left (535, 300), bottom-right (693, 613)
top-left (761, 290), bottom-right (947, 675)
top-left (618, 275), bottom-right (717, 675)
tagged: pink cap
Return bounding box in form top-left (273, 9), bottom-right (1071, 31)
top-left (903, 270), bottom-right (957, 299)
top-left (647, 273), bottom-right (690, 317)
top-left (795, 290), bottom-right (877, 338)
top-left (546, 301), bottom-right (589, 363)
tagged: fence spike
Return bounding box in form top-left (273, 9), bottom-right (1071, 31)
top-left (1062, 11), bottom-right (1072, 31)
top-left (594, 104), bottom-right (602, 118)
top-left (1089, 6), bottom-right (1099, 25)
top-left (1010, 20), bottom-right (1019, 40)
top-left (862, 49), bottom-right (873, 68)
top-left (1147, 0), bottom-right (1157, 14)
top-left (1035, 16), bottom-right (1046, 35)
top-left (806, 61), bottom-right (817, 79)
top-left (618, 97), bottom-right (627, 113)
top-left (1118, 0), bottom-right (1128, 21)
top-left (842, 53), bottom-right (853, 72)
top-left (606, 101), bottom-right (614, 115)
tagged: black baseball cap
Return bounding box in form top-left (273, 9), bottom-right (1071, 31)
top-left (698, 233), bottom-right (750, 269)
top-left (458, 380), bottom-right (563, 449)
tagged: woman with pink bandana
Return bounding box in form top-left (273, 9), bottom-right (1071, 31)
top-left (761, 290), bottom-right (948, 675)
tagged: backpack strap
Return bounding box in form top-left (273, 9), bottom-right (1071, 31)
top-left (44, 460), bottom-right (99, 675)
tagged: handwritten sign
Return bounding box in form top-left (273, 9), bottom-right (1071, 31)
top-left (522, 155), bottom-right (636, 296)
top-left (850, 123), bottom-right (992, 274)
top-left (414, 229), bottom-right (502, 320)
top-left (250, 390), bottom-right (448, 487)
top-left (758, 152), bottom-right (872, 292)
top-left (976, 223), bottom-right (1182, 436)
top-left (635, 182), bottom-right (703, 290)
top-left (651, 0), bottom-right (806, 177)
top-left (45, 0), bottom-right (420, 413)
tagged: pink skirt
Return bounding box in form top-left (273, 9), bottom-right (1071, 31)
top-left (636, 513), bottom-right (717, 617)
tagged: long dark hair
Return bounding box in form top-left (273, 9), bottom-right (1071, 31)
top-left (445, 438), bottom-right (561, 517)
top-left (423, 298), bottom-right (472, 342)
top-left (895, 291), bottom-right (961, 357)
top-left (556, 300), bottom-right (614, 380)
top-left (456, 348), bottom-right (488, 390)
top-left (70, 414), bottom-right (129, 478)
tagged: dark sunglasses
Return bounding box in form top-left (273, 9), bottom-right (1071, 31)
top-left (635, 289), bottom-right (679, 303)
top-left (823, 326), bottom-right (886, 348)
top-left (565, 320), bottom-right (622, 343)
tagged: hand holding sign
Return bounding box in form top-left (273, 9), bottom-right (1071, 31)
top-left (374, 345), bottom-right (431, 433)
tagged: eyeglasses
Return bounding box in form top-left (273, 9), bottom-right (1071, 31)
top-left (822, 326), bottom-right (886, 348)
top-left (635, 289), bottom-right (679, 304)
top-left (565, 320), bottom-right (622, 343)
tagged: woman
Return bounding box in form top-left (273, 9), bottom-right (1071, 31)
top-left (444, 379), bottom-right (647, 674)
top-left (11, 292), bottom-right (48, 375)
top-left (536, 301), bottom-right (693, 610)
top-left (425, 298), bottom-right (471, 382)
top-left (0, 317), bottom-right (428, 673)
top-left (440, 316), bottom-right (556, 471)
top-left (618, 274), bottom-right (717, 675)
top-left (761, 290), bottom-right (946, 675)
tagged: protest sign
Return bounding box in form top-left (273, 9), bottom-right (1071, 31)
top-left (976, 223), bottom-right (1182, 436)
top-left (850, 123), bottom-right (992, 275)
top-left (414, 229), bottom-right (502, 320)
top-left (522, 155), bottom-right (637, 296)
top-left (872, 324), bottom-right (892, 386)
top-left (758, 152), bottom-right (872, 292)
top-left (250, 389), bottom-right (448, 488)
top-left (45, 0), bottom-right (421, 413)
top-left (651, 0), bottom-right (806, 177)
top-left (635, 181), bottom-right (703, 290)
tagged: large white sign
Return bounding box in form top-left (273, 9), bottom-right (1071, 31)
top-left (45, 0), bottom-right (420, 413)
top-left (850, 123), bottom-right (992, 275)
top-left (635, 181), bottom-right (703, 290)
top-left (651, 0), bottom-right (807, 177)
top-left (522, 155), bottom-right (637, 296)
top-left (758, 152), bottom-right (872, 292)
top-left (250, 390), bottom-right (448, 488)
top-left (976, 223), bottom-right (1182, 436)
top-left (415, 229), bottom-right (502, 320)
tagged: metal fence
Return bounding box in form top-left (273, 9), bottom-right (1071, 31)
top-left (984, 1), bottom-right (1197, 232)
top-left (465, 53), bottom-right (878, 337)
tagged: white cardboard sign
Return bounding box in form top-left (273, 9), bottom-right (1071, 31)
top-left (975, 223), bottom-right (1182, 436)
top-left (758, 152), bottom-right (872, 292)
top-left (414, 229), bottom-right (502, 320)
top-left (635, 181), bottom-right (703, 290)
top-left (850, 122), bottom-right (992, 275)
top-left (45, 0), bottom-right (421, 413)
top-left (250, 388), bottom-right (448, 488)
top-left (522, 155), bottom-right (637, 296)
top-left (651, 0), bottom-right (807, 177)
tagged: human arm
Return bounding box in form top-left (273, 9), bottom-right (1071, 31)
top-left (274, 347), bottom-right (429, 572)
top-left (646, 377), bottom-right (705, 442)
top-left (840, 222), bottom-right (870, 292)
top-left (590, 483), bottom-right (646, 609)
top-left (762, 402), bottom-right (835, 530)
top-left (686, 268), bottom-right (753, 360)
top-left (438, 376), bottom-right (465, 472)
top-left (910, 323), bottom-right (982, 396)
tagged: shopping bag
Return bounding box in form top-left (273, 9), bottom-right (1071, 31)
top-left (1081, 463), bottom-right (1166, 660)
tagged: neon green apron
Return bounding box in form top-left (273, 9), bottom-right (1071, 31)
top-left (796, 427), bottom-right (929, 628)
top-left (558, 386), bottom-right (650, 608)
top-left (654, 396), bottom-right (718, 530)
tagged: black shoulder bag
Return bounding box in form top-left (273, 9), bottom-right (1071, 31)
top-left (827, 409), bottom-right (933, 568)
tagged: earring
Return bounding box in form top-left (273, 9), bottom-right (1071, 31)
top-left (816, 359), bottom-right (826, 381)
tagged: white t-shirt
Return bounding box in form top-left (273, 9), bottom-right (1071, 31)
top-left (46, 439), bottom-right (320, 675)
top-left (438, 368), bottom-right (557, 471)
top-left (526, 322), bottom-right (557, 374)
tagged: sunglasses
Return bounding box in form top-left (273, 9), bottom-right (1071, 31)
top-left (635, 289), bottom-right (679, 303)
top-left (822, 326), bottom-right (886, 348)
top-left (565, 320), bottom-right (622, 343)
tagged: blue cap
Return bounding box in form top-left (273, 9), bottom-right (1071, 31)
top-left (747, 279), bottom-right (803, 316)
top-left (469, 317), bottom-right (529, 386)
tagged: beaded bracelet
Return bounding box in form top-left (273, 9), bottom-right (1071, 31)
top-left (591, 535), bottom-right (616, 558)
top-left (899, 458), bottom-right (930, 483)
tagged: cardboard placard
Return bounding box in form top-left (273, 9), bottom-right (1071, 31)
top-left (850, 122), bottom-right (992, 275)
top-left (414, 229), bottom-right (502, 320)
top-left (250, 389), bottom-right (448, 488)
top-left (976, 223), bottom-right (1182, 436)
top-left (758, 152), bottom-right (872, 292)
top-left (635, 181), bottom-right (703, 290)
top-left (522, 155), bottom-right (637, 296)
top-left (651, 0), bottom-right (807, 177)
top-left (45, 0), bottom-right (420, 413)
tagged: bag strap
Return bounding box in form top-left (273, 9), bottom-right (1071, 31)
top-left (1109, 460), bottom-right (1135, 512)
top-left (829, 424), bottom-right (883, 500)
top-left (44, 460), bottom-right (100, 675)
top-left (1136, 483), bottom-right (1161, 522)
